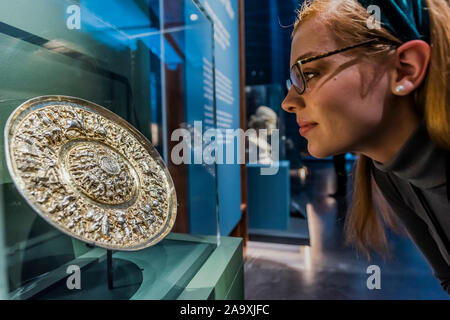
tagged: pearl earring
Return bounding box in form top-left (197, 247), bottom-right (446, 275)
top-left (395, 85), bottom-right (405, 94)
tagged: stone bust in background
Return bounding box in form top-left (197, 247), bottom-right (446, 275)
top-left (247, 106), bottom-right (278, 164)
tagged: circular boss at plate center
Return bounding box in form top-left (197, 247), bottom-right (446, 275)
top-left (65, 142), bottom-right (137, 205)
top-left (100, 156), bottom-right (120, 175)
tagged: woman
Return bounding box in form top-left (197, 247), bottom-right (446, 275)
top-left (281, 0), bottom-right (450, 294)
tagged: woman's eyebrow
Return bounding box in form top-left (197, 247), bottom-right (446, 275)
top-left (294, 51), bottom-right (320, 62)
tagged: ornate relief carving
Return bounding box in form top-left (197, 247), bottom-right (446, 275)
top-left (5, 97), bottom-right (176, 250)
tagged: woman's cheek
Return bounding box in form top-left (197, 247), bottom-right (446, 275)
top-left (310, 117), bottom-right (357, 157)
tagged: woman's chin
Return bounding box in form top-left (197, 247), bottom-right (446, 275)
top-left (307, 145), bottom-right (333, 159)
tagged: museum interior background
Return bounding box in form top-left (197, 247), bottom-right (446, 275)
top-left (0, 0), bottom-right (448, 300)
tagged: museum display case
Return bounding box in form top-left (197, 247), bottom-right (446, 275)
top-left (0, 0), bottom-right (243, 300)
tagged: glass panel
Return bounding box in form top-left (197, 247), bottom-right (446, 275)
top-left (0, 0), bottom-right (217, 299)
top-left (155, 0), bottom-right (220, 238)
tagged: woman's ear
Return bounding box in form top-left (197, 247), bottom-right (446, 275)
top-left (390, 40), bottom-right (431, 96)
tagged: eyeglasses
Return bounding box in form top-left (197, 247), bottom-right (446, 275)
top-left (287, 38), bottom-right (395, 95)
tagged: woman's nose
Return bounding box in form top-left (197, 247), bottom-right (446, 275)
top-left (281, 88), bottom-right (300, 113)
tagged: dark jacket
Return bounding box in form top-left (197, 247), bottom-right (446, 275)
top-left (371, 122), bottom-right (450, 294)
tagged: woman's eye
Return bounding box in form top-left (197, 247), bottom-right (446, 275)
top-left (304, 72), bottom-right (317, 82)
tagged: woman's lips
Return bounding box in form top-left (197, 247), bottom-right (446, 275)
top-left (299, 123), bottom-right (318, 137)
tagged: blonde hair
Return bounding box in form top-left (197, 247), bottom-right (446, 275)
top-left (293, 0), bottom-right (450, 258)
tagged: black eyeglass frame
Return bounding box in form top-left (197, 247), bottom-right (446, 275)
top-left (287, 38), bottom-right (398, 95)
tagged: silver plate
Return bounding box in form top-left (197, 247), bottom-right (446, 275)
top-left (4, 96), bottom-right (177, 251)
